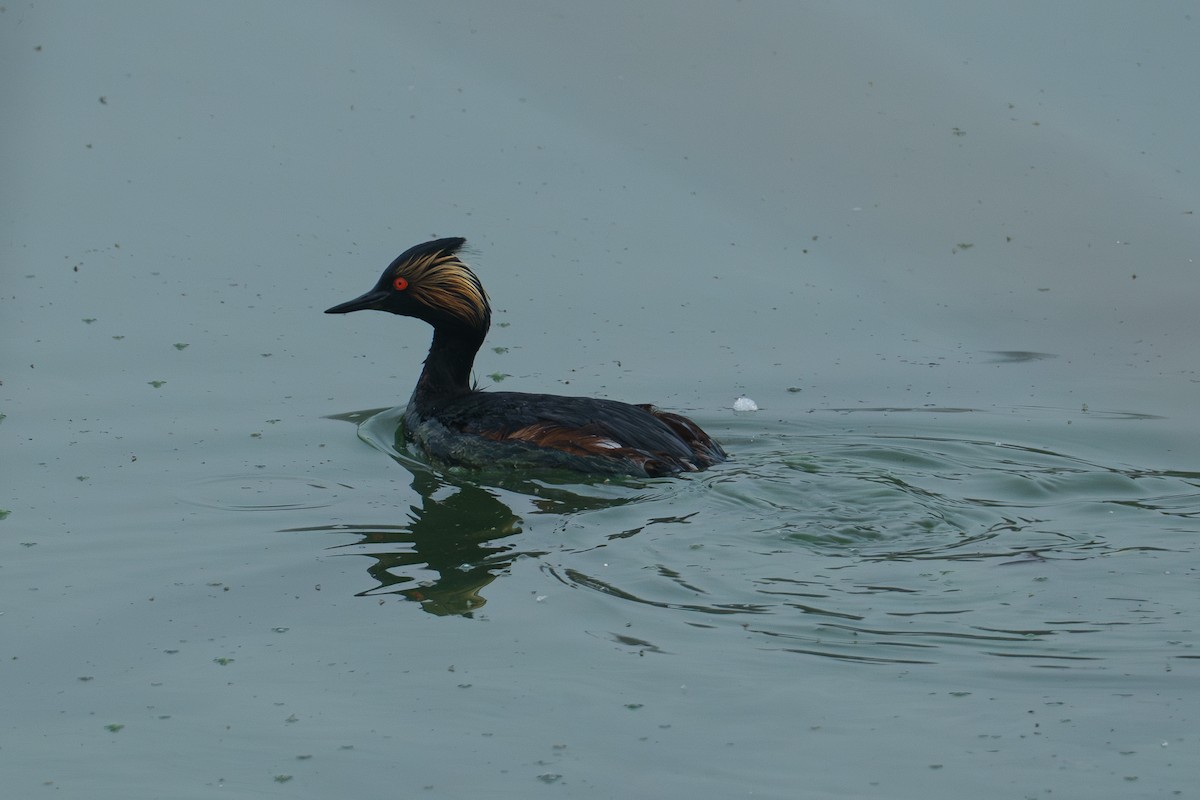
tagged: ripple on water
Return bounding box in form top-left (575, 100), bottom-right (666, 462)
top-left (703, 433), bottom-right (1167, 558)
top-left (178, 475), bottom-right (353, 511)
top-left (319, 405), bottom-right (1199, 667)
top-left (537, 417), bottom-right (1199, 666)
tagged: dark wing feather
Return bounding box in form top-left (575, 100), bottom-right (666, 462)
top-left (477, 421), bottom-right (675, 476)
top-left (429, 392), bottom-right (724, 476)
top-left (637, 405), bottom-right (727, 469)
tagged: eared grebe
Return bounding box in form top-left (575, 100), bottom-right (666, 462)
top-left (325, 237), bottom-right (726, 477)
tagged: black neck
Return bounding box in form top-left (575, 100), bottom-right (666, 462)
top-left (409, 325), bottom-right (484, 414)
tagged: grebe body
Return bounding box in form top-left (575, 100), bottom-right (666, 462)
top-left (326, 237), bottom-right (725, 477)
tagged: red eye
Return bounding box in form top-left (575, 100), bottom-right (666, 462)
top-left (393, 276), bottom-right (409, 291)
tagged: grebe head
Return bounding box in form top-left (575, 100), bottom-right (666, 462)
top-left (325, 237), bottom-right (491, 333)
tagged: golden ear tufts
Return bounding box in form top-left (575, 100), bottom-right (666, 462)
top-left (399, 251), bottom-right (491, 329)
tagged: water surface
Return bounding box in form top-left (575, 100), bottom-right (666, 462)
top-left (3, 3), bottom-right (1198, 799)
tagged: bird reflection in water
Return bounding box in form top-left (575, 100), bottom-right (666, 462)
top-left (327, 470), bottom-right (528, 615)
top-left (287, 408), bottom-right (634, 615)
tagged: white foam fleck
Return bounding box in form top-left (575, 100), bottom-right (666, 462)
top-left (733, 396), bottom-right (759, 412)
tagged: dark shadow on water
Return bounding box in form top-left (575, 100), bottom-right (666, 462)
top-left (820, 404), bottom-right (1166, 421)
top-left (983, 350), bottom-right (1058, 363)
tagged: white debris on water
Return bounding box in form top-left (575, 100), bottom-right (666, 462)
top-left (732, 396), bottom-right (759, 412)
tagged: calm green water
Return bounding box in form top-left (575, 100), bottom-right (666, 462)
top-left (3, 4), bottom-right (1198, 799)
top-left (6, 399), bottom-right (1195, 797)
